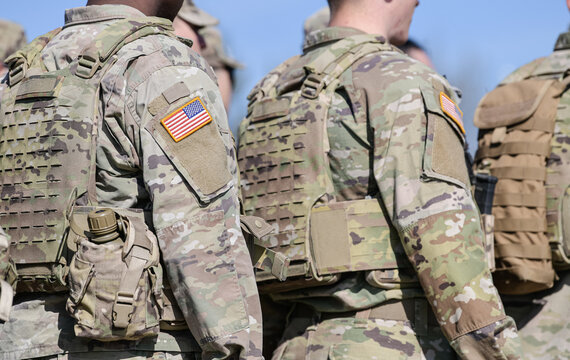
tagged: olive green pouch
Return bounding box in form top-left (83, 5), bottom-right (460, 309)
top-left (66, 207), bottom-right (163, 341)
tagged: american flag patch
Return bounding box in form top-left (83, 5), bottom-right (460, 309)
top-left (161, 97), bottom-right (212, 142)
top-left (439, 92), bottom-right (465, 134)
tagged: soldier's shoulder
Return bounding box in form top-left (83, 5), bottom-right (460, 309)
top-left (352, 50), bottom-right (453, 100)
top-left (115, 31), bottom-right (214, 87)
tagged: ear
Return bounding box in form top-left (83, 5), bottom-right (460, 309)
top-left (567, 0), bottom-right (570, 11)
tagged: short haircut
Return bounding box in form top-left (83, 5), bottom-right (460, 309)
top-left (327, 0), bottom-right (342, 13)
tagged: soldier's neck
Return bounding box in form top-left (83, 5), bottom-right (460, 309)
top-left (86, 0), bottom-right (172, 20)
top-left (329, 13), bottom-right (389, 40)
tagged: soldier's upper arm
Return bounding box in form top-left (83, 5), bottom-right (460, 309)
top-left (136, 65), bottom-right (234, 205)
top-left (420, 86), bottom-right (471, 189)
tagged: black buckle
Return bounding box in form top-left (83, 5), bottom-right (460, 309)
top-left (301, 73), bottom-right (326, 99)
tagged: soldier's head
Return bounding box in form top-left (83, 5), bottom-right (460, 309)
top-left (0, 20), bottom-right (27, 77)
top-left (86, 0), bottom-right (184, 21)
top-left (327, 0), bottom-right (418, 46)
top-left (172, 0), bottom-right (218, 54)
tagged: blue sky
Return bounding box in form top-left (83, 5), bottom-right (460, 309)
top-left (4, 1), bottom-right (569, 153)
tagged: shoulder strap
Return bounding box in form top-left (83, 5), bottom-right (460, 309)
top-left (75, 16), bottom-right (173, 79)
top-left (300, 34), bottom-right (397, 99)
top-left (5, 27), bottom-right (62, 85)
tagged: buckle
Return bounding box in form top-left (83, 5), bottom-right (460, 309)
top-left (8, 59), bottom-right (26, 85)
top-left (113, 292), bottom-right (134, 328)
top-left (301, 73), bottom-right (326, 99)
top-left (75, 54), bottom-right (101, 79)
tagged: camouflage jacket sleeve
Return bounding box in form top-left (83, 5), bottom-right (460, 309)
top-left (104, 38), bottom-right (262, 359)
top-left (355, 54), bottom-right (521, 359)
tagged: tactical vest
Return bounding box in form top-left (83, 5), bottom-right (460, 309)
top-left (0, 18), bottom-right (174, 293)
top-left (474, 52), bottom-right (570, 295)
top-left (239, 35), bottom-right (414, 292)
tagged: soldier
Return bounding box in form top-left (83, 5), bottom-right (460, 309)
top-left (0, 0), bottom-right (262, 359)
top-left (173, 1), bottom-right (242, 112)
top-left (239, 0), bottom-right (521, 359)
top-left (173, 0), bottom-right (218, 55)
top-left (473, 2), bottom-right (570, 359)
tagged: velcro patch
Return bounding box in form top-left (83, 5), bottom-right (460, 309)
top-left (439, 92), bottom-right (465, 134)
top-left (161, 97), bottom-right (212, 142)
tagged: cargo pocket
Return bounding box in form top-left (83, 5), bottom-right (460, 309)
top-left (420, 87), bottom-right (470, 190)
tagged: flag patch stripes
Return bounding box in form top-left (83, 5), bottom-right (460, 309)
top-left (161, 97), bottom-right (213, 142)
top-left (439, 92), bottom-right (465, 134)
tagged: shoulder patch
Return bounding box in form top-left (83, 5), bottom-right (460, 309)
top-left (439, 92), bottom-right (465, 134)
top-left (161, 97), bottom-right (212, 142)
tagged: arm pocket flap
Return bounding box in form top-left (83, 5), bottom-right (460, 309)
top-left (474, 79), bottom-right (555, 129)
top-left (421, 86), bottom-right (465, 142)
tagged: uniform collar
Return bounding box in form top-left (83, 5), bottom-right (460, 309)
top-left (554, 31), bottom-right (570, 51)
top-left (64, 5), bottom-right (147, 27)
top-left (303, 27), bottom-right (381, 53)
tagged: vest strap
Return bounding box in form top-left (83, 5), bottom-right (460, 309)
top-left (475, 142), bottom-right (551, 160)
top-left (495, 243), bottom-right (552, 259)
top-left (490, 166), bottom-right (547, 181)
top-left (76, 17), bottom-right (172, 79)
top-left (494, 218), bottom-right (547, 232)
top-left (493, 192), bottom-right (547, 207)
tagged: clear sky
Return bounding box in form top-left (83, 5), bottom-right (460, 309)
top-left (3, 1), bottom-right (569, 154)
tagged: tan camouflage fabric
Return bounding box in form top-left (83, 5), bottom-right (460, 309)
top-left (303, 7), bottom-right (329, 38)
top-left (176, 0), bottom-right (218, 28)
top-left (0, 5), bottom-right (261, 360)
top-left (239, 27), bottom-right (521, 359)
top-left (479, 31), bottom-right (570, 360)
top-left (0, 19), bottom-right (27, 64)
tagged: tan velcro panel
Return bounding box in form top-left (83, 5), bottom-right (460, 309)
top-left (309, 199), bottom-right (403, 277)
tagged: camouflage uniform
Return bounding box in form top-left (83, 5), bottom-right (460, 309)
top-left (0, 5), bottom-right (261, 360)
top-left (480, 31), bottom-right (570, 360)
top-left (239, 27), bottom-right (521, 359)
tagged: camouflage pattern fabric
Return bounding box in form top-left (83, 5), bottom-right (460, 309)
top-left (303, 7), bottom-right (329, 39)
top-left (241, 26), bottom-right (521, 359)
top-left (176, 0), bottom-right (218, 28)
top-left (0, 5), bottom-right (261, 360)
top-left (480, 31), bottom-right (570, 360)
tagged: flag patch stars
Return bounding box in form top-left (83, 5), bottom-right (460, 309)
top-left (161, 97), bottom-right (213, 142)
top-left (439, 92), bottom-right (465, 134)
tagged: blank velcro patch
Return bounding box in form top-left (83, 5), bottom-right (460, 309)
top-left (161, 97), bottom-right (212, 142)
top-left (439, 92), bottom-right (465, 134)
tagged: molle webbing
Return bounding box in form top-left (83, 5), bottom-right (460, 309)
top-left (0, 19), bottom-right (174, 292)
top-left (474, 77), bottom-right (564, 294)
top-left (240, 35), bottom-right (399, 284)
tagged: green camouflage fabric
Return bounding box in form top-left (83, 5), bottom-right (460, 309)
top-left (239, 27), bottom-right (521, 359)
top-left (482, 31), bottom-right (570, 360)
top-left (0, 5), bottom-right (261, 360)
